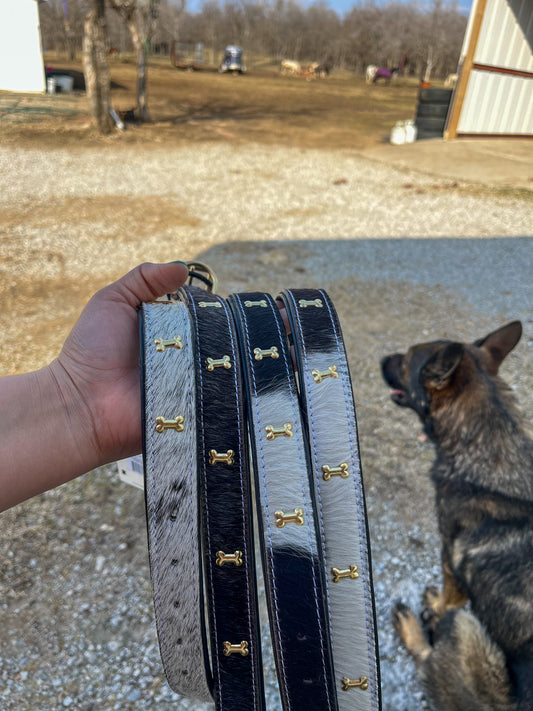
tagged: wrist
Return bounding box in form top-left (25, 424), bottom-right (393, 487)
top-left (46, 358), bottom-right (102, 471)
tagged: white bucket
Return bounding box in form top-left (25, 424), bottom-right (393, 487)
top-left (404, 120), bottom-right (417, 143)
top-left (46, 77), bottom-right (56, 94)
top-left (390, 122), bottom-right (406, 145)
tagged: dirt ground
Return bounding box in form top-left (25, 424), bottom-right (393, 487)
top-left (1, 54), bottom-right (419, 151)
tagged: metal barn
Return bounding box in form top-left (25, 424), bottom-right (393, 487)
top-left (445, 0), bottom-right (533, 139)
top-left (0, 0), bottom-right (46, 93)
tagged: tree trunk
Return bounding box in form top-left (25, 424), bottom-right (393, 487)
top-left (126, 11), bottom-right (150, 121)
top-left (82, 0), bottom-right (113, 134)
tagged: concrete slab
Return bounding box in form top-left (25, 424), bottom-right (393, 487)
top-left (361, 138), bottom-right (533, 190)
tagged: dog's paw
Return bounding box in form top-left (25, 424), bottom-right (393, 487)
top-left (421, 585), bottom-right (444, 630)
top-left (392, 602), bottom-right (431, 663)
top-left (421, 585), bottom-right (445, 643)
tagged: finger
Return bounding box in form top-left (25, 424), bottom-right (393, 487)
top-left (105, 261), bottom-right (190, 307)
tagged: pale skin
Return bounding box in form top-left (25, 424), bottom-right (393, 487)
top-left (0, 261), bottom-right (189, 513)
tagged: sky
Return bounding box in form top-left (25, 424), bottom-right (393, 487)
top-left (184, 0), bottom-right (474, 18)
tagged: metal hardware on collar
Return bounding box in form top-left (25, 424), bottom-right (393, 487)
top-left (186, 261), bottom-right (218, 294)
top-left (244, 299), bottom-right (268, 308)
top-left (155, 415), bottom-right (185, 433)
top-left (322, 463), bottom-right (349, 481)
top-left (265, 423), bottom-right (293, 440)
top-left (223, 641), bottom-right (249, 657)
top-left (154, 335), bottom-right (183, 352)
top-left (253, 346), bottom-right (279, 361)
top-left (274, 509), bottom-right (305, 528)
top-left (332, 565), bottom-right (359, 583)
top-left (199, 301), bottom-right (222, 308)
top-left (299, 298), bottom-right (323, 308)
top-left (312, 365), bottom-right (339, 383)
top-left (215, 551), bottom-right (243, 567)
top-left (206, 355), bottom-right (232, 371)
top-left (341, 676), bottom-right (368, 691)
top-left (208, 449), bottom-right (235, 465)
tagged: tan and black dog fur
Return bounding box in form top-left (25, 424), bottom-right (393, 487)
top-left (381, 321), bottom-right (533, 711)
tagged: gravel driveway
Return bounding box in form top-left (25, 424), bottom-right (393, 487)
top-left (0, 142), bottom-right (531, 710)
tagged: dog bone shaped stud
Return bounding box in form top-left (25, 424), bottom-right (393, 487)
top-left (223, 641), bottom-right (249, 657)
top-left (155, 416), bottom-right (184, 433)
top-left (332, 565), bottom-right (359, 583)
top-left (299, 299), bottom-right (323, 308)
top-left (265, 423), bottom-right (293, 440)
top-left (322, 463), bottom-right (349, 481)
top-left (244, 300), bottom-right (268, 307)
top-left (275, 508), bottom-right (304, 528)
top-left (209, 449), bottom-right (235, 465)
top-left (254, 346), bottom-right (279, 361)
top-left (206, 355), bottom-right (232, 371)
top-left (154, 335), bottom-right (183, 352)
top-left (341, 676), bottom-right (368, 691)
top-left (312, 365), bottom-right (339, 383)
top-left (199, 301), bottom-right (222, 308)
top-left (215, 550), bottom-right (243, 567)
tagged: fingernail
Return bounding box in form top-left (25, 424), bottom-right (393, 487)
top-left (170, 260), bottom-right (189, 268)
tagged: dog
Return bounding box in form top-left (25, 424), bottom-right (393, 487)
top-left (381, 321), bottom-right (533, 711)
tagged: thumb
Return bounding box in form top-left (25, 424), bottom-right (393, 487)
top-left (105, 261), bottom-right (190, 307)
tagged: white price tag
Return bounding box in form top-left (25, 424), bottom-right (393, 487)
top-left (116, 455), bottom-right (144, 490)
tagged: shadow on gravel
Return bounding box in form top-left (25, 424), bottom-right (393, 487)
top-left (0, 236), bottom-right (530, 711)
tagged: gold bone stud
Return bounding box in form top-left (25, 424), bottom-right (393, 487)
top-left (154, 336), bottom-right (182, 352)
top-left (265, 423), bottom-right (293, 441)
top-left (275, 508), bottom-right (304, 528)
top-left (209, 449), bottom-right (235, 465)
top-left (254, 346), bottom-right (279, 361)
top-left (206, 355), bottom-right (232, 371)
top-left (299, 299), bottom-right (323, 308)
top-left (312, 365), bottom-right (339, 383)
top-left (244, 300), bottom-right (268, 308)
top-left (199, 301), bottom-right (222, 308)
top-left (155, 416), bottom-right (184, 433)
top-left (322, 463), bottom-right (349, 481)
top-left (332, 565), bottom-right (359, 583)
top-left (341, 676), bottom-right (368, 692)
top-left (223, 641), bottom-right (249, 657)
top-left (216, 551), bottom-right (243, 567)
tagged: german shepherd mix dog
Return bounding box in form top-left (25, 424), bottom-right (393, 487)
top-left (381, 321), bottom-right (533, 711)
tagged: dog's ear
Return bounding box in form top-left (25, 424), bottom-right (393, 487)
top-left (473, 321), bottom-right (522, 375)
top-left (421, 342), bottom-right (464, 391)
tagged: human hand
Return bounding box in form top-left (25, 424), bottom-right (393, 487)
top-left (50, 261), bottom-right (189, 467)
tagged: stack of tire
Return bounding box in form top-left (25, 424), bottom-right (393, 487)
top-left (415, 88), bottom-right (453, 140)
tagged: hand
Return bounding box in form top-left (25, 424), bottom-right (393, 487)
top-left (51, 261), bottom-right (190, 465)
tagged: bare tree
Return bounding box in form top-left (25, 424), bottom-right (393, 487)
top-left (83, 0), bottom-right (114, 133)
top-left (109, 0), bottom-right (160, 121)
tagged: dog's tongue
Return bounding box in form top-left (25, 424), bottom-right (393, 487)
top-left (390, 389), bottom-right (404, 397)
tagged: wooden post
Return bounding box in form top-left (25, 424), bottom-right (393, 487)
top-left (444, 0), bottom-right (487, 140)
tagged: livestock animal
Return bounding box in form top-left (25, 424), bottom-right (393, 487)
top-left (444, 73), bottom-right (458, 87)
top-left (367, 56), bottom-right (405, 84)
top-left (281, 59), bottom-right (301, 76)
top-left (366, 64), bottom-right (378, 84)
top-left (312, 62), bottom-right (330, 78)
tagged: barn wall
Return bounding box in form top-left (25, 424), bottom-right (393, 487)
top-left (0, 0), bottom-right (45, 93)
top-left (449, 0), bottom-right (533, 137)
top-left (458, 70), bottom-right (533, 133)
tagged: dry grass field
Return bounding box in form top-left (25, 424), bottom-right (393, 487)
top-left (1, 54), bottom-right (420, 150)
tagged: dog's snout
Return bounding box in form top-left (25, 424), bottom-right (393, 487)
top-left (381, 353), bottom-right (404, 388)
